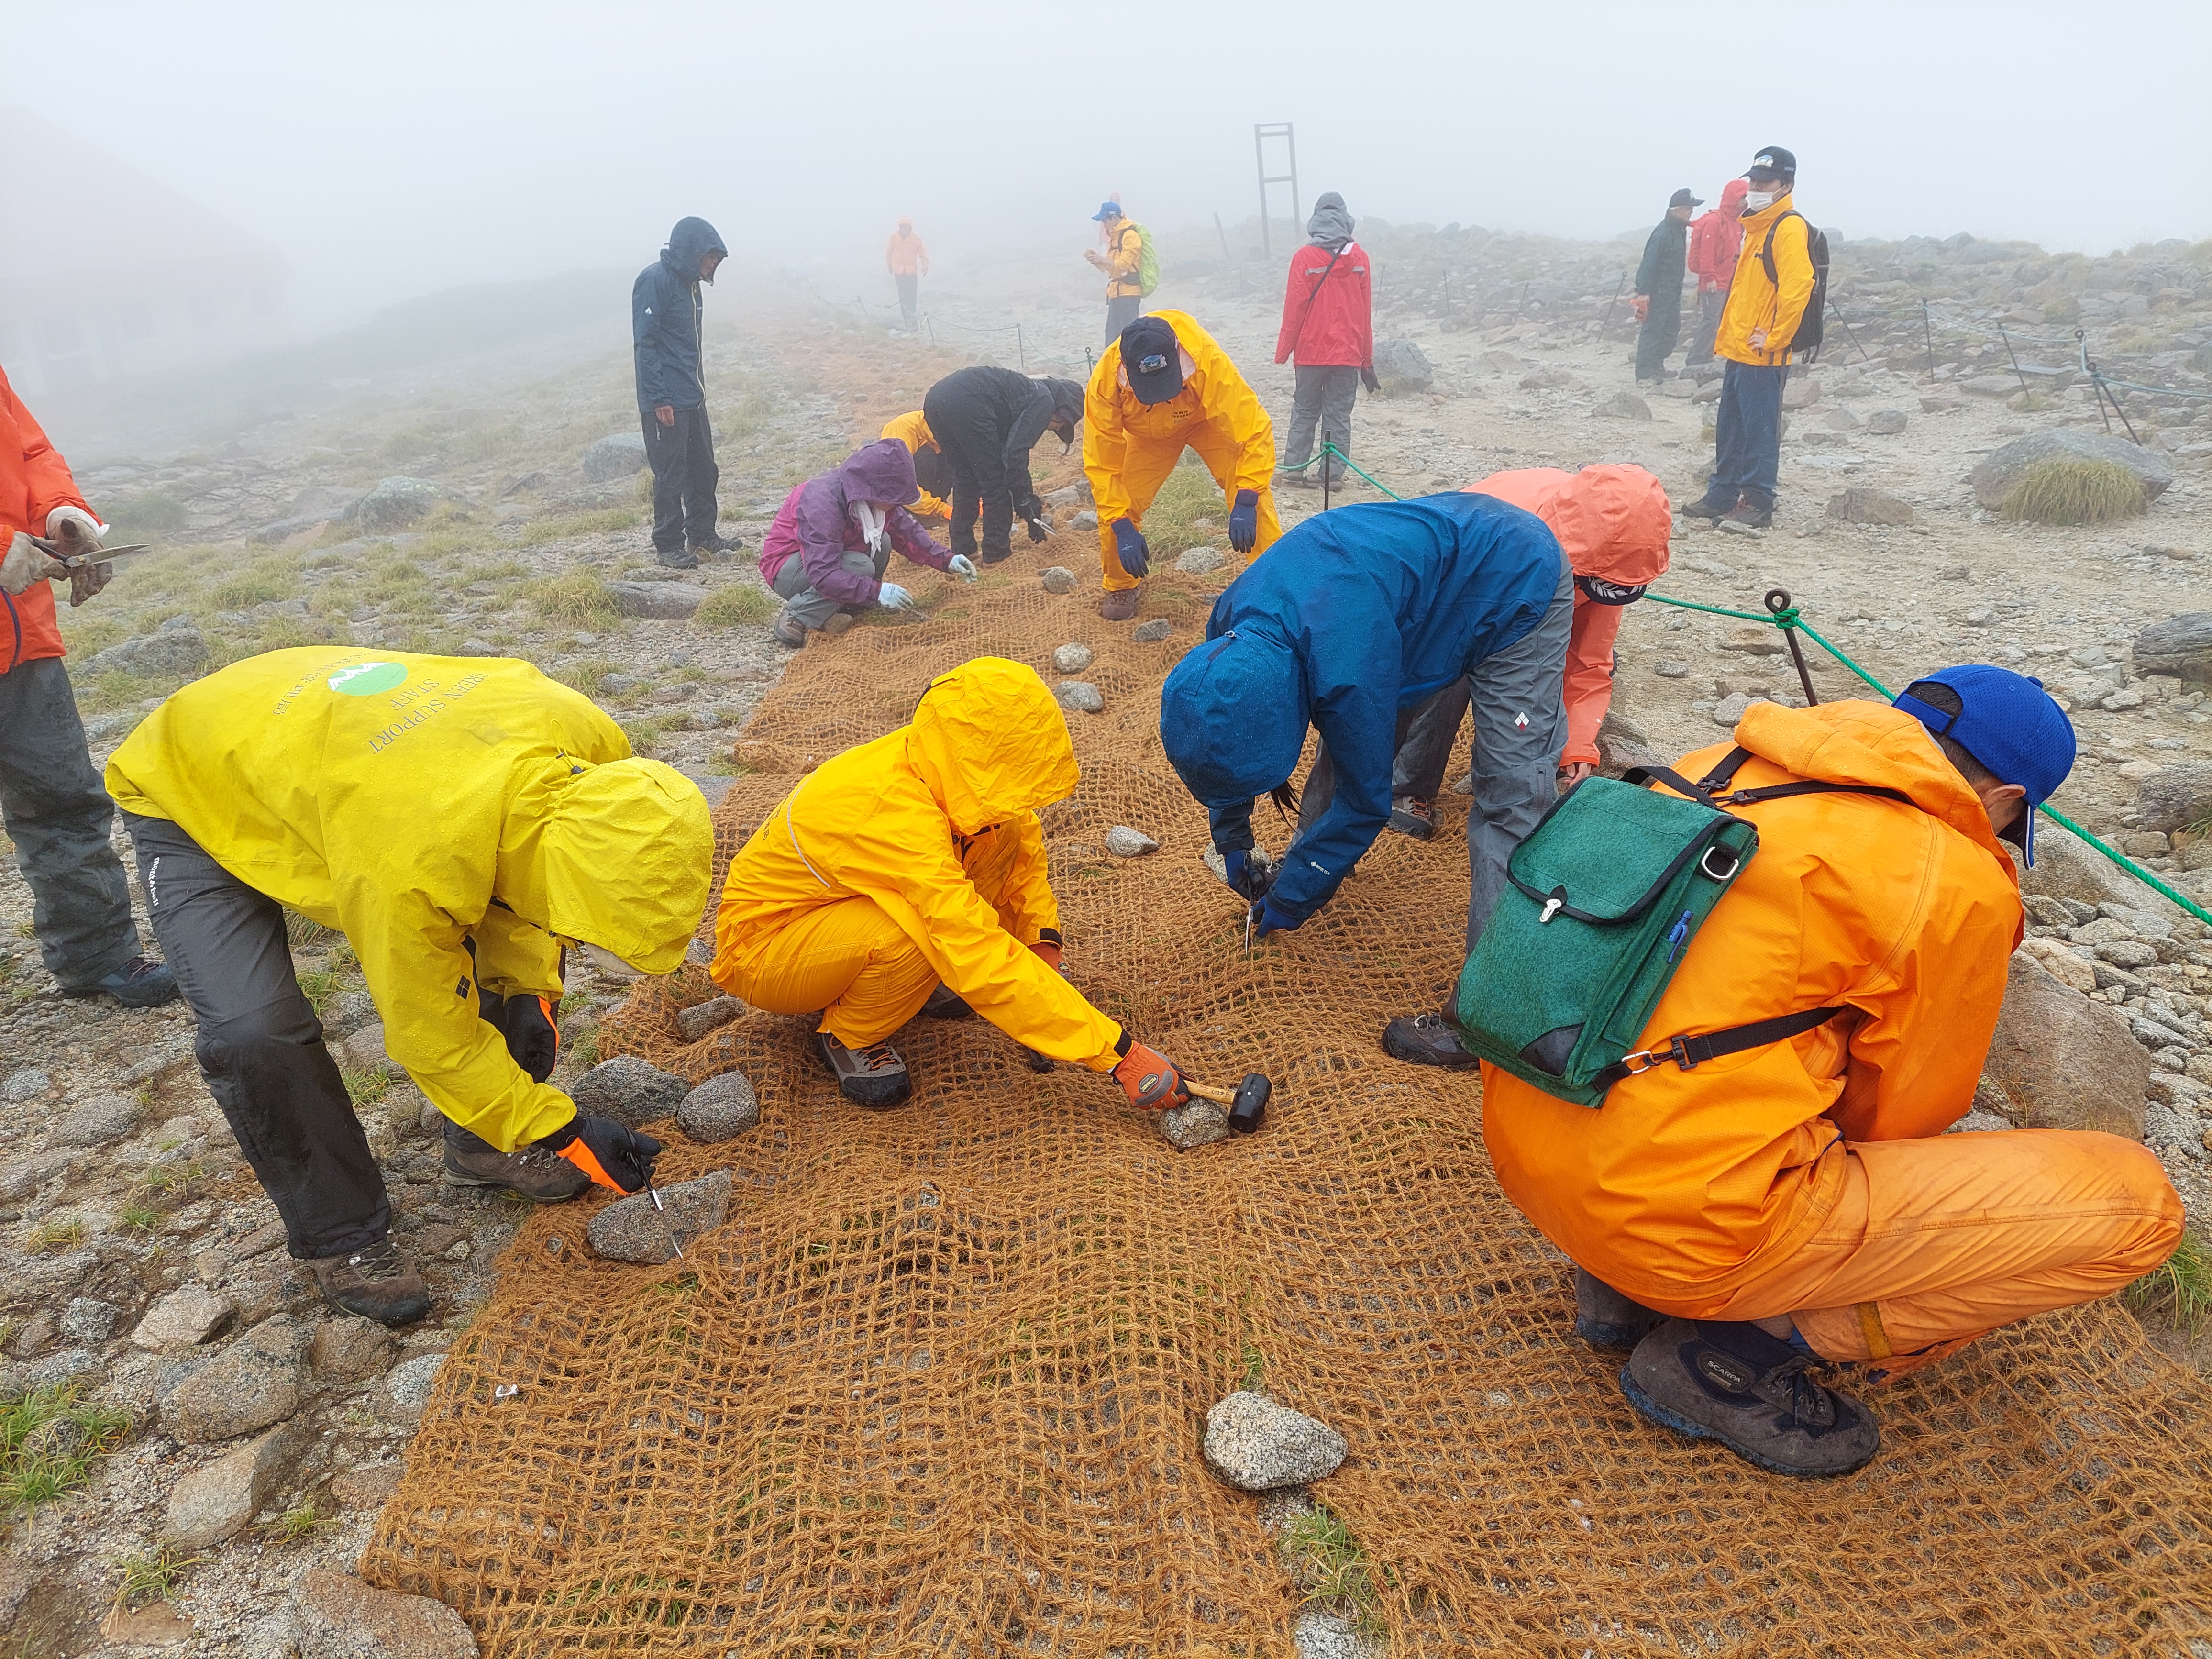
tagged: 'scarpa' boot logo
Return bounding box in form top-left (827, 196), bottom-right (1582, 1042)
top-left (328, 661), bottom-right (408, 697)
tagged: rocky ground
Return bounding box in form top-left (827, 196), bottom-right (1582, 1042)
top-left (2, 223), bottom-right (2209, 1657)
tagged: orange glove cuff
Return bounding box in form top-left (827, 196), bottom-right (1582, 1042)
top-left (554, 1138), bottom-right (624, 1192)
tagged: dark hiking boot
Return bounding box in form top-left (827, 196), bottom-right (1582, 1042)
top-left (655, 545), bottom-right (701, 570)
top-left (920, 983), bottom-right (974, 1020)
top-left (1387, 796), bottom-right (1437, 841)
top-left (64, 956), bottom-right (180, 1009)
top-left (771, 606), bottom-right (807, 648)
top-left (979, 545), bottom-right (1015, 565)
top-left (689, 531), bottom-right (744, 555)
top-left (441, 1121), bottom-right (590, 1202)
top-left (1573, 1267), bottom-right (1664, 1349)
top-left (1620, 1319), bottom-right (1880, 1478)
top-left (1719, 501), bottom-right (1773, 530)
top-left (1381, 1012), bottom-right (1480, 1071)
top-left (1278, 467), bottom-right (1320, 490)
top-left (309, 1237), bottom-right (431, 1327)
top-left (1098, 587), bottom-right (1141, 622)
top-left (1679, 497), bottom-right (1734, 521)
top-left (816, 1030), bottom-right (913, 1109)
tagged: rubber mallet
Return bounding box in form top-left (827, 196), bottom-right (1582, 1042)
top-left (1183, 1073), bottom-right (1271, 1135)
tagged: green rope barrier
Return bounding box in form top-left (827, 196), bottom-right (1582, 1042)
top-left (1279, 442), bottom-right (1404, 500)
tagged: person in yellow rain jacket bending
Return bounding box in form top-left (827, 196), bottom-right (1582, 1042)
top-left (713, 657), bottom-right (1194, 1113)
top-left (1083, 311), bottom-right (1281, 622)
top-left (106, 650), bottom-right (712, 1326)
top-left (880, 409), bottom-right (952, 521)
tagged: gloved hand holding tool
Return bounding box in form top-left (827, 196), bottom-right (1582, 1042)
top-left (1026, 516), bottom-right (1050, 544)
top-left (878, 582), bottom-right (918, 612)
top-left (0, 532), bottom-right (56, 597)
top-left (1228, 490), bottom-right (1260, 554)
top-left (48, 507), bottom-right (112, 607)
top-left (1111, 518), bottom-right (1149, 578)
top-left (1249, 895), bottom-right (1303, 939)
top-left (947, 554), bottom-right (979, 581)
top-left (536, 1115), bottom-right (663, 1194)
top-left (1111, 1035), bottom-right (1191, 1110)
top-left (1222, 847), bottom-right (1276, 902)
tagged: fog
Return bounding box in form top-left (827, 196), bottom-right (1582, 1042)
top-left (7, 0), bottom-right (2212, 332)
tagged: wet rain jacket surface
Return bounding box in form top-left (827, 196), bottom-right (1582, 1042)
top-left (1634, 214), bottom-right (1689, 305)
top-left (1100, 222), bottom-right (1144, 298)
top-left (1274, 200), bottom-right (1372, 368)
top-left (1084, 310), bottom-right (1275, 529)
top-left (0, 366), bottom-right (92, 675)
top-left (758, 440), bottom-right (952, 606)
top-left (713, 657), bottom-right (1125, 1068)
top-left (1162, 492), bottom-right (1564, 923)
top-left (632, 216), bottom-right (727, 413)
top-left (880, 410), bottom-right (950, 518)
top-left (1688, 180), bottom-right (1751, 293)
top-left (1481, 699), bottom-right (2025, 1310)
top-left (1715, 192), bottom-right (1816, 366)
top-left (885, 227), bottom-right (929, 276)
top-left (1467, 466), bottom-right (1670, 768)
top-left (106, 649), bottom-right (714, 1151)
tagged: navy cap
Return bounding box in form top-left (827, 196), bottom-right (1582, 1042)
top-left (1119, 317), bottom-right (1186, 405)
top-left (1669, 188), bottom-right (1703, 209)
top-left (1091, 199), bottom-right (1124, 221)
top-left (1894, 664), bottom-right (2077, 866)
top-left (1746, 146), bottom-right (1797, 184)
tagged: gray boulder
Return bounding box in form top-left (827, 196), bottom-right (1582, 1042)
top-left (1131, 619), bottom-right (1175, 642)
top-left (2135, 763), bottom-right (2212, 835)
top-left (132, 1286), bottom-right (236, 1352)
top-left (1, 1066), bottom-right (52, 1102)
top-left (1158, 1099), bottom-right (1231, 1150)
top-left (1175, 547), bottom-right (1227, 576)
top-left (1105, 826), bottom-right (1159, 858)
top-left (351, 477), bottom-right (443, 531)
top-left (2133, 612), bottom-right (2212, 685)
top-left (310, 1315), bottom-right (396, 1382)
top-left (675, 995), bottom-right (744, 1043)
top-left (342, 1022), bottom-right (401, 1078)
top-left (382, 1354), bottom-right (444, 1425)
top-left (1865, 409), bottom-right (1909, 435)
top-left (571, 1056), bottom-right (690, 1128)
top-left (60, 1297), bottom-right (118, 1344)
top-left (52, 1092), bottom-right (142, 1148)
top-left (2021, 822), bottom-right (2134, 908)
top-left (588, 1169), bottom-right (732, 1263)
top-left (1202, 1390), bottom-right (1349, 1491)
top-left (1594, 709), bottom-right (1658, 778)
top-left (581, 432), bottom-right (649, 483)
top-left (1592, 391), bottom-right (1652, 421)
top-left (85, 626), bottom-right (208, 680)
top-left (606, 581), bottom-right (708, 620)
top-left (678, 1073), bottom-right (759, 1142)
top-left (1055, 681), bottom-right (1104, 714)
top-left (1052, 642), bottom-right (1094, 674)
top-left (1040, 567), bottom-right (1078, 595)
top-left (1969, 429), bottom-right (2174, 511)
top-left (166, 1422), bottom-right (301, 1547)
top-left (291, 1569), bottom-right (478, 1659)
top-left (1370, 339), bottom-right (1434, 392)
top-left (1980, 954), bottom-right (2148, 1139)
top-left (1826, 488), bottom-right (1916, 526)
top-left (167, 1316), bottom-right (309, 1443)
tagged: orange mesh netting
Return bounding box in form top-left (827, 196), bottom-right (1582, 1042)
top-left (362, 556), bottom-right (2212, 1658)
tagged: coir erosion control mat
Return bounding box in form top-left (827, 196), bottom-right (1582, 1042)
top-left (362, 558), bottom-right (2212, 1657)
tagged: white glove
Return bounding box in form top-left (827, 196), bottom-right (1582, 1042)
top-left (946, 554), bottom-right (978, 581)
top-left (877, 582), bottom-right (917, 612)
top-left (45, 505), bottom-right (109, 551)
top-left (2, 533), bottom-right (58, 597)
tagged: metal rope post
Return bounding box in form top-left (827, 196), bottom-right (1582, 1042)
top-left (1764, 588), bottom-right (1819, 706)
top-left (1321, 432), bottom-right (1332, 512)
top-left (1921, 299), bottom-right (1936, 382)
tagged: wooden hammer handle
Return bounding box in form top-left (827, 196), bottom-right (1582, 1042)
top-left (1183, 1080), bottom-right (1233, 1106)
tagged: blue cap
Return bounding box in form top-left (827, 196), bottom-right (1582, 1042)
top-left (1161, 632), bottom-right (1307, 807)
top-left (1091, 200), bottom-right (1124, 222)
top-left (1894, 664), bottom-right (2076, 866)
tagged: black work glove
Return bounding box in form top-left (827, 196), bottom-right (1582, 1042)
top-left (1015, 492), bottom-right (1044, 521)
top-left (1227, 489), bottom-right (1260, 554)
top-left (1026, 516), bottom-right (1049, 544)
top-left (1111, 518), bottom-right (1150, 578)
top-left (537, 1116), bottom-right (663, 1194)
top-left (1360, 366), bottom-right (1382, 395)
top-left (499, 994), bottom-right (560, 1084)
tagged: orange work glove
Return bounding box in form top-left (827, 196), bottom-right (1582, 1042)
top-left (1110, 1035), bottom-right (1191, 1111)
top-left (537, 1116), bottom-right (663, 1194)
top-left (1630, 294), bottom-right (1650, 322)
top-left (1032, 937), bottom-right (1064, 973)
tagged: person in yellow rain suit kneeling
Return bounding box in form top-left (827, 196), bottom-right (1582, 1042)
top-left (106, 650), bottom-right (712, 1326)
top-left (713, 656), bottom-right (1195, 1113)
top-left (880, 409), bottom-right (952, 521)
top-left (1084, 311), bottom-right (1280, 622)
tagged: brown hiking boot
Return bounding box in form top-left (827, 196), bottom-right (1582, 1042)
top-left (1573, 1267), bottom-right (1664, 1349)
top-left (442, 1121), bottom-right (590, 1202)
top-left (770, 605), bottom-right (807, 648)
top-left (308, 1237), bottom-right (431, 1327)
top-left (1098, 587), bottom-right (1141, 621)
top-left (815, 1029), bottom-right (913, 1108)
top-left (1380, 1012), bottom-right (1480, 1071)
top-left (1620, 1319), bottom-right (1880, 1478)
top-left (1386, 796), bottom-right (1437, 841)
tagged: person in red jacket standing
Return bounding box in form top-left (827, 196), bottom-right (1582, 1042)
top-left (1685, 179), bottom-right (1750, 365)
top-left (1274, 192), bottom-right (1375, 490)
top-left (0, 368), bottom-right (177, 1006)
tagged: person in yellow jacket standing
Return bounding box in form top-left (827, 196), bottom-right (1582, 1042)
top-left (1083, 199), bottom-right (1146, 344)
top-left (1680, 146), bottom-right (1817, 530)
top-left (880, 409), bottom-right (953, 521)
top-left (106, 650), bottom-right (712, 1325)
top-left (1083, 312), bottom-right (1281, 622)
top-left (713, 657), bottom-right (1194, 1114)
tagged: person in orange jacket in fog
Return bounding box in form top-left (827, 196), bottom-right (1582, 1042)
top-left (1387, 464), bottom-right (1671, 839)
top-left (880, 409), bottom-right (952, 520)
top-left (1685, 179), bottom-right (1750, 365)
top-left (1471, 668), bottom-right (2181, 1478)
top-left (885, 217), bottom-right (929, 329)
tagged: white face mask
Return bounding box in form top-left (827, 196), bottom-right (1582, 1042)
top-left (1744, 189), bottom-right (1778, 212)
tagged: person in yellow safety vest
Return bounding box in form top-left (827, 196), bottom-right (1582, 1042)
top-left (1083, 199), bottom-right (1146, 344)
top-left (1083, 311), bottom-right (1281, 622)
top-left (105, 650), bottom-right (713, 1327)
top-left (712, 656), bottom-right (1196, 1114)
top-left (880, 409), bottom-right (952, 520)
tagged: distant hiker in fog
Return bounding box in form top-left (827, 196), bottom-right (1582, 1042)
top-left (1083, 200), bottom-right (1148, 344)
top-left (633, 216), bottom-right (740, 570)
top-left (1686, 179), bottom-right (1750, 365)
top-left (1631, 188), bottom-right (1699, 385)
top-left (1273, 191), bottom-right (1375, 491)
top-left (885, 217), bottom-right (929, 329)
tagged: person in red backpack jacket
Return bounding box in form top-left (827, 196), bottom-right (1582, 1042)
top-left (1273, 193), bottom-right (1375, 491)
top-left (0, 368), bottom-right (177, 1006)
top-left (1685, 179), bottom-right (1750, 365)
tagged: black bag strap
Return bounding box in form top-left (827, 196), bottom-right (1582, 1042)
top-left (1591, 1006), bottom-right (1841, 1092)
top-left (1626, 746), bottom-right (1915, 811)
top-left (1757, 210), bottom-right (1804, 286)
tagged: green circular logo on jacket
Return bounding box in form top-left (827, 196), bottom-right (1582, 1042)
top-left (327, 661), bottom-right (407, 697)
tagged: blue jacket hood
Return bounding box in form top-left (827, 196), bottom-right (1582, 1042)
top-left (663, 216), bottom-right (728, 281)
top-left (1161, 631), bottom-right (1306, 806)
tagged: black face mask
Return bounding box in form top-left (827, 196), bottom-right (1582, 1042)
top-left (1575, 575), bottom-right (1648, 606)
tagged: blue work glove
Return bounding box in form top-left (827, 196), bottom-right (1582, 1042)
top-left (1249, 896), bottom-right (1303, 938)
top-left (946, 554), bottom-right (978, 580)
top-left (1222, 848), bottom-right (1274, 902)
top-left (1111, 517), bottom-right (1150, 578)
top-left (1227, 489), bottom-right (1260, 554)
top-left (877, 582), bottom-right (917, 611)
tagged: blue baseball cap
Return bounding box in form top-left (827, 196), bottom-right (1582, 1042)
top-left (1091, 200), bottom-right (1124, 222)
top-left (1894, 664), bottom-right (2077, 866)
top-left (1161, 631), bottom-right (1307, 807)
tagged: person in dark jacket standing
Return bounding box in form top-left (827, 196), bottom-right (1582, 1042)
top-left (920, 369), bottom-right (1085, 565)
top-left (1273, 192), bottom-right (1376, 491)
top-left (1631, 189), bottom-right (1699, 385)
top-left (633, 216), bottom-right (737, 570)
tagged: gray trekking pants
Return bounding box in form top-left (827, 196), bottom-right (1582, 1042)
top-left (1688, 289), bottom-right (1726, 365)
top-left (1379, 557), bottom-right (1574, 952)
top-left (1283, 365), bottom-right (1359, 483)
top-left (770, 546), bottom-right (889, 631)
top-left (0, 656), bottom-right (140, 987)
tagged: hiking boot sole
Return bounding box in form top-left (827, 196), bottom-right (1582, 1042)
top-left (1617, 1364), bottom-right (1879, 1479)
top-left (1380, 1017), bottom-right (1481, 1071)
top-left (1575, 1310), bottom-right (1665, 1349)
top-left (440, 1161), bottom-right (589, 1203)
top-left (812, 1033), bottom-right (913, 1109)
top-left (1386, 807), bottom-right (1437, 841)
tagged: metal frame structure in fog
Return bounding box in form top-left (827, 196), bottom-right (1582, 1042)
top-left (1254, 123), bottom-right (1299, 259)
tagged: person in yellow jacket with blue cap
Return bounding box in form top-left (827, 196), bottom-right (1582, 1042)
top-left (106, 650), bottom-right (713, 1325)
top-left (713, 657), bottom-right (1193, 1113)
top-left (1084, 312), bottom-right (1281, 621)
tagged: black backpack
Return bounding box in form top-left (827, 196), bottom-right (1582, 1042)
top-left (1758, 211), bottom-right (1829, 364)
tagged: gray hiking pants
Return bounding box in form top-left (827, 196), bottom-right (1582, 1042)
top-left (0, 657), bottom-right (140, 987)
top-left (770, 546), bottom-right (889, 631)
top-left (1283, 365), bottom-right (1359, 483)
top-left (1380, 558), bottom-right (1574, 952)
top-left (1688, 289), bottom-right (1725, 365)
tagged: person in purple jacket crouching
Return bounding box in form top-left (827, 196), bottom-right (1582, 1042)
top-left (758, 439), bottom-right (975, 647)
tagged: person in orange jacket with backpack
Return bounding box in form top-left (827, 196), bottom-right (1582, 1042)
top-left (1274, 192), bottom-right (1376, 491)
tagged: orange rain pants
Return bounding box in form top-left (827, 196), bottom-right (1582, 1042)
top-left (1092, 431), bottom-right (1283, 595)
top-left (1689, 1129), bottom-right (2181, 1378)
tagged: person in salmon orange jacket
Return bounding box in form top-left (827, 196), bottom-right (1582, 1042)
top-left (1685, 179), bottom-right (1750, 365)
top-left (0, 367), bottom-right (177, 1009)
top-left (1387, 464), bottom-right (1671, 839)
